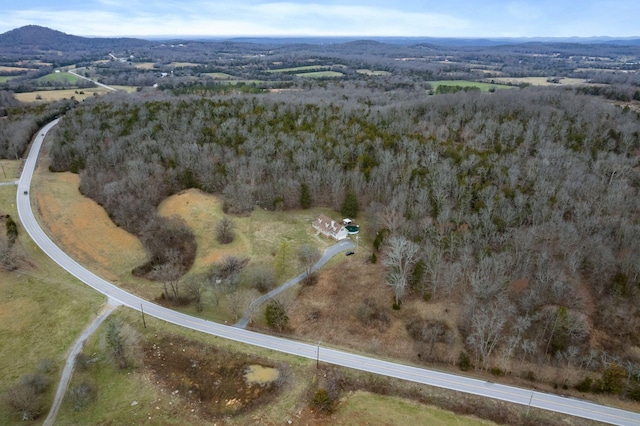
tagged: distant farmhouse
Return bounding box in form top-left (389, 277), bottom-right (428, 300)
top-left (313, 214), bottom-right (349, 240)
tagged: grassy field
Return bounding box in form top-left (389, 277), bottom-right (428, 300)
top-left (429, 80), bottom-right (513, 92)
top-left (35, 72), bottom-right (82, 85)
top-left (0, 181), bottom-right (105, 423)
top-left (356, 69), bottom-right (391, 76)
top-left (0, 76), bottom-right (19, 83)
top-left (486, 77), bottom-right (589, 86)
top-left (267, 65), bottom-right (334, 73)
top-left (133, 62), bottom-right (157, 70)
top-left (205, 72), bottom-right (234, 79)
top-left (171, 62), bottom-right (201, 68)
top-left (0, 66), bottom-right (30, 72)
top-left (335, 391), bottom-right (495, 425)
top-left (14, 88), bottom-right (112, 103)
top-left (0, 159), bottom-right (20, 182)
top-left (296, 71), bottom-right (344, 78)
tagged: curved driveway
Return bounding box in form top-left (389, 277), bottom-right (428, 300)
top-left (234, 239), bottom-right (354, 328)
top-left (17, 121), bottom-right (640, 426)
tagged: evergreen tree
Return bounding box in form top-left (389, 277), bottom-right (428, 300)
top-left (340, 190), bottom-right (359, 218)
top-left (300, 183), bottom-right (311, 209)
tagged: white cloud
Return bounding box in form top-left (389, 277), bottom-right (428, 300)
top-left (1, 2), bottom-right (470, 37)
top-left (1, 1), bottom-right (639, 37)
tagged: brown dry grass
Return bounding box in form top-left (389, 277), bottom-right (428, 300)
top-left (0, 65), bottom-right (29, 72)
top-left (488, 77), bottom-right (589, 86)
top-left (158, 189), bottom-right (245, 271)
top-left (133, 62), bottom-right (157, 69)
top-left (15, 88), bottom-right (112, 103)
top-left (0, 159), bottom-right (20, 182)
top-left (32, 160), bottom-right (148, 292)
top-left (287, 255), bottom-right (465, 364)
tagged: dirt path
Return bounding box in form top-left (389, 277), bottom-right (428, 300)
top-left (43, 299), bottom-right (121, 426)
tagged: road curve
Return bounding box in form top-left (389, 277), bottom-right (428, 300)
top-left (17, 120), bottom-right (640, 426)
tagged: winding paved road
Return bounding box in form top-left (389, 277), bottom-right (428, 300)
top-left (17, 120), bottom-right (640, 425)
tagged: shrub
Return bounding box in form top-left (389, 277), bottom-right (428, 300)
top-left (69, 381), bottom-right (95, 411)
top-left (356, 298), bottom-right (390, 331)
top-left (5, 215), bottom-right (18, 243)
top-left (459, 351), bottom-right (471, 371)
top-left (490, 367), bottom-right (505, 377)
top-left (311, 388), bottom-right (334, 414)
top-left (575, 376), bottom-right (593, 392)
top-left (265, 300), bottom-right (288, 332)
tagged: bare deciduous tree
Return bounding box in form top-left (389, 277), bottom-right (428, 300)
top-left (382, 235), bottom-right (419, 306)
top-left (298, 243), bottom-right (321, 283)
top-left (215, 216), bottom-right (235, 244)
top-left (466, 298), bottom-right (512, 369)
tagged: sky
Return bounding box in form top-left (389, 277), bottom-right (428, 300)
top-left (1, 0), bottom-right (639, 39)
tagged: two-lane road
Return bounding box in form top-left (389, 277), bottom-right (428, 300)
top-left (17, 120), bottom-right (640, 425)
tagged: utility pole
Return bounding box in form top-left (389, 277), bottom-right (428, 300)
top-left (141, 304), bottom-right (147, 328)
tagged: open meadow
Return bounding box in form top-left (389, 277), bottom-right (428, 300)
top-left (0, 179), bottom-right (104, 423)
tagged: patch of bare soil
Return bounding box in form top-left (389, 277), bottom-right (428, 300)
top-left (143, 334), bottom-right (283, 421)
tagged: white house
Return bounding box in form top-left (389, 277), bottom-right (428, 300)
top-left (313, 214), bottom-right (349, 240)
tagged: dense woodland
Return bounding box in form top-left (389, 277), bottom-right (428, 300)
top-left (44, 83), bottom-right (640, 396)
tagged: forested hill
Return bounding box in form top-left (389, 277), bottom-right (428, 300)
top-left (0, 25), bottom-right (151, 59)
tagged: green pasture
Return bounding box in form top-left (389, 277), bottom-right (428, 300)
top-left (357, 69), bottom-right (391, 76)
top-left (296, 71), bottom-right (344, 78)
top-left (267, 65), bottom-right (333, 73)
top-left (428, 80), bottom-right (512, 92)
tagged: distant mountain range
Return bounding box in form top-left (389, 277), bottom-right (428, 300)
top-left (2, 25), bottom-right (640, 49)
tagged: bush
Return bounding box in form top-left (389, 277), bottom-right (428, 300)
top-left (459, 351), bottom-right (471, 371)
top-left (356, 298), bottom-right (390, 330)
top-left (5, 215), bottom-right (18, 243)
top-left (303, 272), bottom-right (319, 286)
top-left (310, 388), bottom-right (334, 414)
top-left (575, 376), bottom-right (593, 392)
top-left (3, 372), bottom-right (51, 421)
top-left (265, 300), bottom-right (288, 332)
top-left (490, 367), bottom-right (505, 377)
top-left (69, 381), bottom-right (95, 411)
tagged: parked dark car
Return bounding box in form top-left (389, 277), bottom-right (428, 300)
top-left (346, 251), bottom-right (355, 256)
